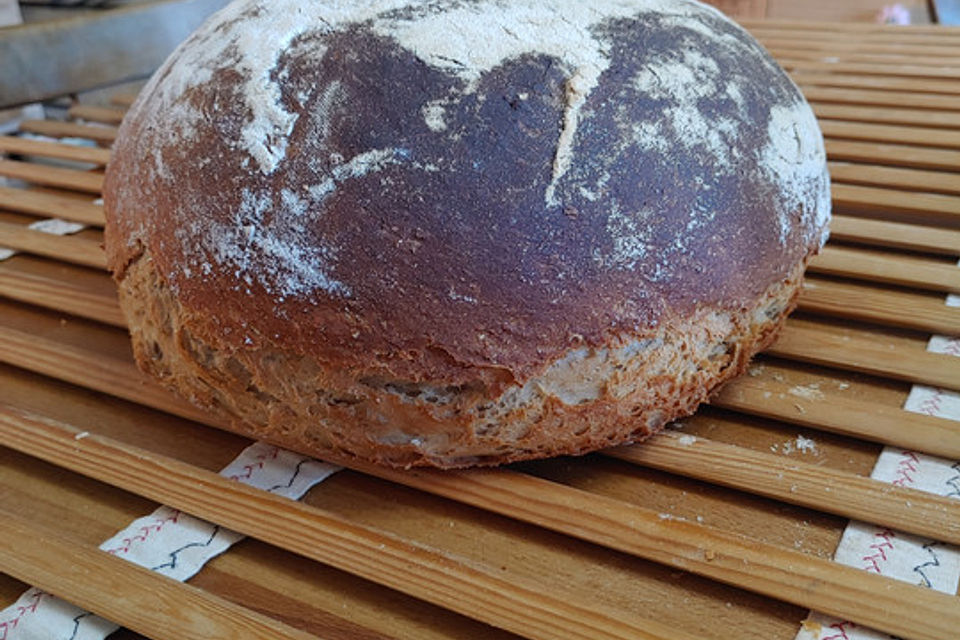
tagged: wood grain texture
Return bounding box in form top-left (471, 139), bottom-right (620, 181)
top-left (605, 431), bottom-right (960, 544)
top-left (0, 220), bottom-right (106, 269)
top-left (0, 135), bottom-right (112, 165)
top-left (0, 185), bottom-right (105, 225)
top-left (815, 103), bottom-right (960, 130)
top-left (809, 245), bottom-right (960, 294)
top-left (68, 104), bottom-right (127, 126)
top-left (714, 374), bottom-right (960, 460)
top-left (770, 319), bottom-right (960, 390)
top-left (828, 162), bottom-right (960, 196)
top-left (17, 120), bottom-right (118, 144)
top-left (0, 158), bottom-right (103, 194)
top-left (825, 140), bottom-right (960, 172)
top-left (826, 215), bottom-right (960, 255)
top-left (0, 509), bottom-right (320, 640)
top-left (821, 120), bottom-right (960, 150)
top-left (799, 277), bottom-right (960, 335)
top-left (0, 404), bottom-right (696, 640)
top-left (802, 85), bottom-right (960, 110)
top-left (0, 268), bottom-right (124, 327)
top-left (831, 184), bottom-right (960, 227)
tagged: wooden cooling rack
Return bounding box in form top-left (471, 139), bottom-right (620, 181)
top-left (1, 19), bottom-right (960, 640)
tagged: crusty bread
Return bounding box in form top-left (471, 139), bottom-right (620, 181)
top-left (103, 0), bottom-right (830, 468)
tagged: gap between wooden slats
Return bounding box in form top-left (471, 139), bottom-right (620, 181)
top-left (0, 511), bottom-right (319, 640)
top-left (1, 404), bottom-right (956, 640)
top-left (796, 73), bottom-right (960, 99)
top-left (0, 136), bottom-right (112, 166)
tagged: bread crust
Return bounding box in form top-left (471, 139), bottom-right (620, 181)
top-left (119, 246), bottom-right (807, 468)
top-left (103, 0), bottom-right (830, 467)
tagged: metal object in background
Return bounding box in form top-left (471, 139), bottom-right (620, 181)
top-left (0, 0), bottom-right (229, 109)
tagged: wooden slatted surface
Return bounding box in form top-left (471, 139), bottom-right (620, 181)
top-left (1, 21), bottom-right (959, 640)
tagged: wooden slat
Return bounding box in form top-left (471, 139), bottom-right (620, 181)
top-left (816, 103), bottom-right (960, 130)
top-left (0, 270), bottom-right (125, 327)
top-left (820, 120), bottom-right (960, 150)
top-left (831, 183), bottom-right (960, 227)
top-left (110, 93), bottom-right (138, 108)
top-left (18, 120), bottom-right (118, 144)
top-left (0, 185), bottom-right (106, 226)
top-left (747, 24), bottom-right (960, 46)
top-left (810, 246), bottom-right (960, 294)
top-left (770, 321), bottom-right (960, 391)
top-left (715, 375), bottom-right (960, 461)
top-left (3, 405), bottom-right (956, 640)
top-left (0, 511), bottom-right (318, 640)
top-left (68, 104), bottom-right (127, 126)
top-left (762, 36), bottom-right (960, 59)
top-left (0, 322), bottom-right (210, 426)
top-left (827, 215), bottom-right (960, 255)
top-left (0, 405), bottom-right (694, 640)
top-left (773, 49), bottom-right (960, 69)
top-left (605, 431), bottom-right (960, 545)
top-left (825, 139), bottom-right (960, 172)
top-left (828, 162), bottom-right (960, 196)
top-left (0, 159), bottom-right (103, 194)
top-left (799, 278), bottom-right (960, 336)
top-left (0, 136), bottom-right (112, 166)
top-left (801, 86), bottom-right (960, 111)
top-left (783, 59), bottom-right (960, 80)
top-left (0, 221), bottom-right (106, 270)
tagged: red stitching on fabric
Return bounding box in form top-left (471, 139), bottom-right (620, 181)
top-left (917, 389), bottom-right (945, 417)
top-left (0, 590), bottom-right (46, 639)
top-left (103, 510), bottom-right (181, 556)
top-left (942, 337), bottom-right (960, 357)
top-left (823, 620), bottom-right (856, 640)
top-left (862, 528), bottom-right (896, 573)
top-left (891, 450), bottom-right (920, 488)
top-left (227, 447), bottom-right (279, 482)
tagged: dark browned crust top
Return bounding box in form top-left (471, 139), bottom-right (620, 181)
top-left (104, 0), bottom-right (829, 388)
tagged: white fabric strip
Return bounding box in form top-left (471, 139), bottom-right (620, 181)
top-left (0, 442), bottom-right (340, 639)
top-left (0, 217), bottom-right (87, 261)
top-left (796, 271), bottom-right (960, 639)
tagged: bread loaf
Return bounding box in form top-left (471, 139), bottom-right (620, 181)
top-left (104, 0), bottom-right (830, 468)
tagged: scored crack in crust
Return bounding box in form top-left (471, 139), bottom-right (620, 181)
top-left (119, 247), bottom-right (808, 468)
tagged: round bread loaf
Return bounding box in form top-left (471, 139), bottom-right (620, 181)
top-left (104, 0), bottom-right (830, 468)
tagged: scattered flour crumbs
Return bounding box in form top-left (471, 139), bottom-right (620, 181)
top-left (771, 435), bottom-right (818, 455)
